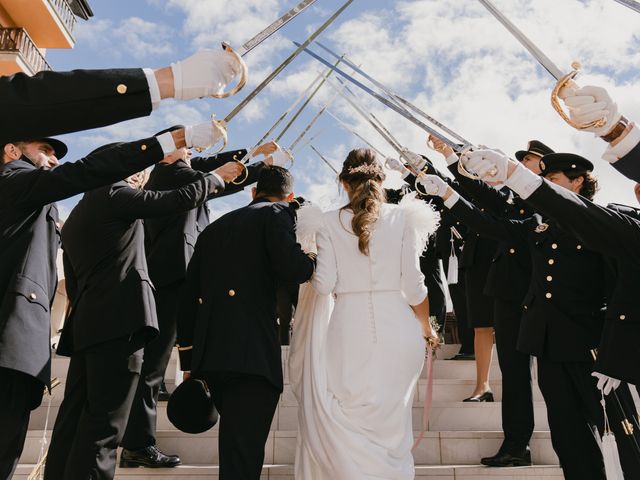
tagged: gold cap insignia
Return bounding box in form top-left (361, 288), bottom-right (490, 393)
top-left (535, 223), bottom-right (549, 233)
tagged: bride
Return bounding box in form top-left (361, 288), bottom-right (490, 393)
top-left (289, 148), bottom-right (440, 479)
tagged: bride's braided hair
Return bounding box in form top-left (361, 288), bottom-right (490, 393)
top-left (339, 148), bottom-right (386, 256)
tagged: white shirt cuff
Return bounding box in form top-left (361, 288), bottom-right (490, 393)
top-left (446, 153), bottom-right (459, 166)
top-left (156, 132), bottom-right (177, 156)
top-left (504, 163), bottom-right (542, 199)
top-left (400, 167), bottom-right (411, 179)
top-left (602, 123), bottom-right (640, 163)
top-left (444, 191), bottom-right (460, 208)
top-left (212, 172), bottom-right (224, 187)
top-left (143, 68), bottom-right (161, 111)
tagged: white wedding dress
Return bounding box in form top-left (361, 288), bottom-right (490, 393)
top-left (289, 195), bottom-right (440, 480)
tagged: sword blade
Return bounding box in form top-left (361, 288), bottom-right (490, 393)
top-left (309, 144), bottom-right (339, 174)
top-left (288, 78), bottom-right (347, 151)
top-left (325, 110), bottom-right (387, 158)
top-left (299, 45), bottom-right (465, 151)
top-left (275, 56), bottom-right (344, 143)
top-left (476, 0), bottom-right (564, 80)
top-left (612, 0), bottom-right (640, 13)
top-left (240, 0), bottom-right (318, 56)
top-left (224, 0), bottom-right (355, 124)
top-left (313, 41), bottom-right (472, 146)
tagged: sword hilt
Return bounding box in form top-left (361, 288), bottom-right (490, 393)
top-left (551, 63), bottom-right (608, 131)
top-left (231, 153), bottom-right (249, 185)
top-left (194, 115), bottom-right (228, 156)
top-left (456, 146), bottom-right (499, 181)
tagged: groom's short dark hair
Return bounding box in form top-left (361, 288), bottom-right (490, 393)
top-left (255, 166), bottom-right (293, 200)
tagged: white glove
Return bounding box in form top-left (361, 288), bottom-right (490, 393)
top-left (460, 149), bottom-right (509, 183)
top-left (185, 121), bottom-right (226, 150)
top-left (561, 86), bottom-right (621, 137)
top-left (401, 150), bottom-right (427, 172)
top-left (385, 157), bottom-right (410, 177)
top-left (417, 174), bottom-right (448, 197)
top-left (269, 146), bottom-right (293, 168)
top-left (172, 48), bottom-right (245, 100)
top-left (592, 372), bottom-right (621, 395)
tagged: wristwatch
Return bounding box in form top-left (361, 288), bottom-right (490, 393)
top-left (601, 116), bottom-right (630, 143)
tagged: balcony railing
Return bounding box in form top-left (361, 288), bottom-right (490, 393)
top-left (49, 0), bottom-right (77, 36)
top-left (0, 28), bottom-right (51, 74)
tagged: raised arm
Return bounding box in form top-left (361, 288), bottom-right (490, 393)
top-left (311, 225), bottom-right (337, 296)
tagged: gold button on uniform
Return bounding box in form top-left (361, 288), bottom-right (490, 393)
top-left (29, 293), bottom-right (36, 300)
top-left (548, 259), bottom-right (555, 265)
top-left (229, 289), bottom-right (236, 297)
top-left (620, 315), bottom-right (626, 320)
top-left (197, 298), bottom-right (203, 305)
top-left (141, 144), bottom-right (147, 151)
top-left (117, 84), bottom-right (127, 94)
top-left (551, 243), bottom-right (558, 249)
top-left (509, 248), bottom-right (515, 254)
top-left (545, 292), bottom-right (552, 299)
top-left (546, 276), bottom-right (553, 282)
top-left (519, 209), bottom-right (525, 215)
top-left (576, 245), bottom-right (582, 250)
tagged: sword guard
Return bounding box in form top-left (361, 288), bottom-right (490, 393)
top-left (456, 146), bottom-right (498, 180)
top-left (231, 154), bottom-right (249, 185)
top-left (204, 43), bottom-right (248, 99)
top-left (193, 116), bottom-right (228, 155)
top-left (551, 64), bottom-right (608, 131)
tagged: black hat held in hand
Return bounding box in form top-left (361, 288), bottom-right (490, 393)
top-left (167, 378), bottom-right (218, 434)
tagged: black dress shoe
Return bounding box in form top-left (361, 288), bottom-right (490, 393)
top-left (158, 381), bottom-right (171, 402)
top-left (481, 448), bottom-right (532, 467)
top-left (447, 353), bottom-right (476, 361)
top-left (463, 391), bottom-right (494, 402)
top-left (119, 445), bottom-right (181, 468)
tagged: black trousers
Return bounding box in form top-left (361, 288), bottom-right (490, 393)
top-left (44, 337), bottom-right (143, 480)
top-left (122, 284), bottom-right (180, 450)
top-left (442, 258), bottom-right (474, 354)
top-left (202, 372), bottom-right (280, 480)
top-left (537, 357), bottom-right (640, 480)
top-left (0, 368), bottom-right (43, 480)
top-left (493, 299), bottom-right (533, 454)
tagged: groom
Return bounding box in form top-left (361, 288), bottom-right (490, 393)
top-left (176, 165), bottom-right (316, 479)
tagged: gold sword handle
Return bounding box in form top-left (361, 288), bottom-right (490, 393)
top-left (456, 145), bottom-right (498, 180)
top-left (551, 63), bottom-right (608, 131)
top-left (231, 154), bottom-right (249, 185)
top-left (194, 116), bottom-right (228, 155)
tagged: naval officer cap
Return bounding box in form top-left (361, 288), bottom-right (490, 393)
top-left (167, 377), bottom-right (219, 434)
top-left (539, 153), bottom-right (594, 175)
top-left (515, 140), bottom-right (555, 162)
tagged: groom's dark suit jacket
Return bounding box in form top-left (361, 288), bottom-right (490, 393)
top-left (177, 198), bottom-right (316, 391)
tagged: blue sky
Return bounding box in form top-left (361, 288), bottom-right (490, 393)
top-left (48, 0), bottom-right (640, 219)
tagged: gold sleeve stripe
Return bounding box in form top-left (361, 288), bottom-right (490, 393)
top-left (177, 345), bottom-right (193, 351)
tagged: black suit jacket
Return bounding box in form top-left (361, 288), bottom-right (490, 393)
top-left (177, 199), bottom-right (316, 391)
top-left (522, 182), bottom-right (640, 383)
top-left (450, 195), bottom-right (608, 362)
top-left (613, 140), bottom-right (640, 182)
top-left (144, 149), bottom-right (266, 289)
top-left (0, 138), bottom-right (164, 386)
top-left (58, 174), bottom-right (215, 357)
top-left (1, 68), bottom-right (151, 143)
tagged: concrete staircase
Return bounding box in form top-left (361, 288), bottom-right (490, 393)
top-left (15, 345), bottom-right (571, 479)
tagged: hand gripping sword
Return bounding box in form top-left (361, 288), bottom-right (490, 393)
top-left (612, 0), bottom-right (640, 14)
top-left (206, 0), bottom-right (354, 153)
top-left (476, 0), bottom-right (607, 131)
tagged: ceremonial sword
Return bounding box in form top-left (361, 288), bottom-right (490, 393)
top-left (612, 0), bottom-right (640, 14)
top-left (476, 0), bottom-right (607, 130)
top-left (210, 0), bottom-right (355, 151)
top-left (309, 144), bottom-right (339, 174)
top-left (325, 109), bottom-right (389, 158)
top-left (312, 41), bottom-right (472, 146)
top-left (298, 44), bottom-right (469, 152)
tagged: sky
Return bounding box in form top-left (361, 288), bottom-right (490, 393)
top-left (47, 0), bottom-right (640, 220)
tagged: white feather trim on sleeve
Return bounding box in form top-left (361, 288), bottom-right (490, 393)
top-left (398, 192), bottom-right (441, 247)
top-left (295, 203), bottom-right (325, 252)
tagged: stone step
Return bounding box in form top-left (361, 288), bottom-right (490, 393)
top-left (28, 400), bottom-right (552, 432)
top-left (13, 463), bottom-right (565, 479)
top-left (20, 429), bottom-right (559, 466)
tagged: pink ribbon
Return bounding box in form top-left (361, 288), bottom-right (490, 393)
top-left (412, 348), bottom-right (434, 450)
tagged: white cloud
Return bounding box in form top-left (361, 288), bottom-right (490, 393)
top-left (113, 17), bottom-right (176, 59)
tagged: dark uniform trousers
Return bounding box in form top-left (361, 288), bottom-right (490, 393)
top-left (0, 368), bottom-right (43, 479)
top-left (122, 282), bottom-right (182, 449)
top-left (202, 372), bottom-right (280, 480)
top-left (442, 256), bottom-right (474, 354)
top-left (44, 337), bottom-right (143, 480)
top-left (537, 356), bottom-right (640, 480)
